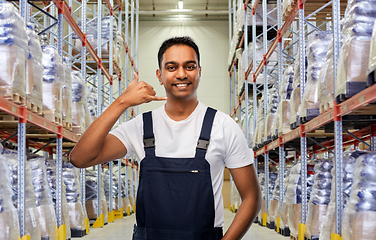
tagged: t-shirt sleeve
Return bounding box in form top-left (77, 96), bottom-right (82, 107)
top-left (109, 114), bottom-right (143, 157)
top-left (222, 114), bottom-right (254, 169)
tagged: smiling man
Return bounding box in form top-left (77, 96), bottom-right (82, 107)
top-left (70, 36), bottom-right (261, 240)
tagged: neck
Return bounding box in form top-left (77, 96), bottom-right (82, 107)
top-left (165, 99), bottom-right (199, 121)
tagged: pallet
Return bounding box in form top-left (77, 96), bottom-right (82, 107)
top-left (72, 125), bottom-right (84, 135)
top-left (282, 0), bottom-right (297, 21)
top-left (267, 221), bottom-right (275, 230)
top-left (43, 110), bottom-right (62, 125)
top-left (319, 100), bottom-right (334, 114)
top-left (304, 236), bottom-right (319, 240)
top-left (335, 81), bottom-right (367, 104)
top-left (1, 92), bottom-right (26, 105)
top-left (27, 102), bottom-right (43, 115)
top-left (71, 229), bottom-right (86, 238)
top-left (0, 113), bottom-right (16, 121)
top-left (280, 227), bottom-right (290, 237)
top-left (300, 108), bottom-right (320, 124)
top-left (63, 120), bottom-right (73, 131)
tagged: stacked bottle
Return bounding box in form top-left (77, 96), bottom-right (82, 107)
top-left (305, 157), bottom-right (334, 240)
top-left (42, 45), bottom-right (64, 124)
top-left (299, 30), bottom-right (332, 122)
top-left (45, 159), bottom-right (71, 240)
top-left (336, 0), bottom-right (376, 100)
top-left (265, 85), bottom-right (279, 142)
top-left (0, 149), bottom-right (20, 240)
top-left (25, 23), bottom-right (43, 113)
top-left (320, 150), bottom-right (368, 239)
top-left (0, 0), bottom-right (27, 103)
top-left (62, 162), bottom-right (87, 236)
top-left (342, 152), bottom-right (376, 240)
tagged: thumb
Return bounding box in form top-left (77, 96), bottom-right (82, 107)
top-left (131, 72), bottom-right (139, 83)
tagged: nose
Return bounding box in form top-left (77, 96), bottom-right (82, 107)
top-left (176, 66), bottom-right (187, 80)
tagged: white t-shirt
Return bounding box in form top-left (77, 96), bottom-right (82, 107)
top-left (110, 102), bottom-right (254, 227)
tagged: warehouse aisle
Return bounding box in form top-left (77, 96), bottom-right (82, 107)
top-left (84, 210), bottom-right (288, 239)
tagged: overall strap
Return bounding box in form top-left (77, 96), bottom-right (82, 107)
top-left (195, 107), bottom-right (217, 158)
top-left (143, 111), bottom-right (156, 157)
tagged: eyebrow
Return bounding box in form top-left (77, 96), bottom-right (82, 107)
top-left (164, 60), bottom-right (197, 67)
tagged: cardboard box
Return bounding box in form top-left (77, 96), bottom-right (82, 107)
top-left (306, 204), bottom-right (328, 238)
top-left (351, 211), bottom-right (376, 240)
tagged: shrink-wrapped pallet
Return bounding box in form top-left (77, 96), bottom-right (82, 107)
top-left (240, 103), bottom-right (254, 146)
top-left (277, 171), bottom-right (291, 232)
top-left (29, 157), bottom-right (58, 240)
top-left (42, 45), bottom-right (64, 124)
top-left (3, 150), bottom-right (41, 239)
top-left (45, 159), bottom-right (71, 240)
top-left (285, 163), bottom-right (315, 237)
top-left (290, 48), bottom-right (307, 129)
top-left (72, 70), bottom-right (86, 134)
top-left (299, 31), bottom-right (332, 122)
top-left (62, 162), bottom-right (86, 235)
top-left (116, 31), bottom-right (126, 69)
top-left (230, 177), bottom-right (241, 211)
top-left (305, 158), bottom-right (333, 239)
top-left (103, 170), bottom-right (122, 211)
top-left (272, 65), bottom-right (294, 136)
top-left (85, 170), bottom-right (109, 224)
top-left (336, 0), bottom-right (376, 101)
top-left (264, 86), bottom-right (279, 142)
top-left (26, 23), bottom-right (43, 113)
top-left (267, 171), bottom-right (287, 228)
top-left (320, 150), bottom-right (367, 240)
top-left (258, 172), bottom-right (278, 223)
top-left (0, 151), bottom-right (20, 240)
top-left (342, 152), bottom-right (376, 240)
top-left (253, 95), bottom-right (265, 147)
top-left (367, 20), bottom-right (376, 86)
top-left (62, 57), bottom-right (72, 130)
top-left (87, 86), bottom-right (97, 123)
top-left (0, 1), bottom-right (27, 103)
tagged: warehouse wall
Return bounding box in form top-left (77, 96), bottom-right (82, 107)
top-left (137, 20), bottom-right (230, 114)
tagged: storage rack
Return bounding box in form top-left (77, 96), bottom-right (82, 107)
top-left (229, 0), bottom-right (376, 238)
top-left (0, 0), bottom-right (139, 238)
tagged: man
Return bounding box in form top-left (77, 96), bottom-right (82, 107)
top-left (70, 36), bottom-right (261, 240)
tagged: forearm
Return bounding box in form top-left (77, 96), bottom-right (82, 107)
top-left (70, 99), bottom-right (130, 167)
top-left (222, 197), bottom-right (262, 240)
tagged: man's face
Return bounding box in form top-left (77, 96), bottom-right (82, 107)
top-left (156, 45), bottom-right (201, 101)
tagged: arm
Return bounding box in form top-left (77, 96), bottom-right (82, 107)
top-left (70, 73), bottom-right (166, 168)
top-left (223, 164), bottom-right (262, 240)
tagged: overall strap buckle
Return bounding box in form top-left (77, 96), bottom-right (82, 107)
top-left (144, 138), bottom-right (155, 149)
top-left (197, 139), bottom-right (209, 150)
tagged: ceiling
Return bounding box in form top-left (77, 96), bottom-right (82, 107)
top-left (137, 0), bottom-right (230, 21)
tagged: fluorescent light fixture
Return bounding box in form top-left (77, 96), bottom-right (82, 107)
top-left (178, 0), bottom-right (183, 9)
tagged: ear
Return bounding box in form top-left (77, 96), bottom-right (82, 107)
top-left (156, 69), bottom-right (163, 85)
top-left (198, 66), bottom-right (202, 77)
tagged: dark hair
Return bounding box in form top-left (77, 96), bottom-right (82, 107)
top-left (157, 36), bottom-right (200, 69)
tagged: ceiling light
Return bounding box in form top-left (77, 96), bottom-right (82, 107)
top-left (178, 0), bottom-right (183, 9)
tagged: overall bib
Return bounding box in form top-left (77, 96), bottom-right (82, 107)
top-left (133, 107), bottom-right (223, 240)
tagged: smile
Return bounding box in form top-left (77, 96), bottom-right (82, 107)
top-left (173, 83), bottom-right (191, 88)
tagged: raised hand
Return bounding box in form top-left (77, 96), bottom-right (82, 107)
top-left (117, 72), bottom-right (167, 108)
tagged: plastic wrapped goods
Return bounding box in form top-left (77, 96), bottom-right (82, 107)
top-left (71, 70), bottom-right (86, 133)
top-left (230, 178), bottom-right (241, 211)
top-left (3, 150), bottom-right (42, 239)
top-left (300, 31), bottom-right (332, 122)
top-left (367, 20), bottom-right (376, 86)
top-left (42, 45), bottom-right (64, 123)
top-left (265, 86), bottom-right (279, 142)
top-left (116, 31), bottom-right (126, 69)
top-left (319, 150), bottom-right (368, 240)
top-left (62, 162), bottom-right (86, 233)
top-left (26, 23), bottom-right (43, 113)
top-left (336, 0), bottom-right (376, 100)
top-left (240, 104), bottom-right (254, 146)
top-left (290, 48), bottom-right (307, 128)
top-left (268, 171), bottom-right (287, 227)
top-left (342, 152), bottom-right (376, 240)
top-left (285, 163), bottom-right (315, 237)
top-left (253, 95), bottom-right (265, 147)
top-left (306, 158), bottom-right (334, 239)
top-left (62, 57), bottom-right (72, 128)
top-left (103, 170), bottom-right (122, 211)
top-left (85, 170), bottom-right (109, 223)
top-left (0, 153), bottom-right (20, 240)
top-left (0, 0), bottom-right (28, 102)
top-left (45, 159), bottom-right (71, 240)
top-left (29, 157), bottom-right (58, 240)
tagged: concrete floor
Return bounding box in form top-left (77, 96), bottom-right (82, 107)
top-left (83, 209), bottom-right (288, 240)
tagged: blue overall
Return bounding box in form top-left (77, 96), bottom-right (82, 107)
top-left (132, 107), bottom-right (223, 240)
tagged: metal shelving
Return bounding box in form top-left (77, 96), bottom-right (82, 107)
top-left (0, 0), bottom-right (139, 238)
top-left (229, 0), bottom-right (376, 237)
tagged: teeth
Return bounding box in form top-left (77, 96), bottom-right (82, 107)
top-left (176, 84), bottom-right (188, 87)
